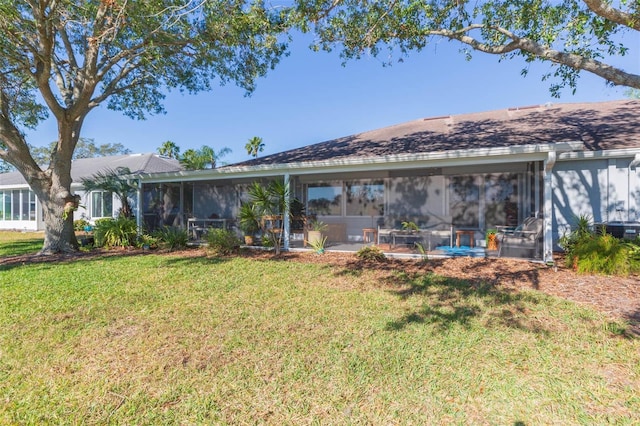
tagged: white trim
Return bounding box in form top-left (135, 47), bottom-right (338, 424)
top-left (558, 147), bottom-right (640, 161)
top-left (543, 152), bottom-right (557, 263)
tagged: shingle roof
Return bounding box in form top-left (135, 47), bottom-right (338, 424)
top-left (232, 99), bottom-right (640, 167)
top-left (0, 153), bottom-right (182, 187)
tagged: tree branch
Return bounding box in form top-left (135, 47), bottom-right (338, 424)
top-left (582, 0), bottom-right (640, 31)
top-left (430, 24), bottom-right (640, 89)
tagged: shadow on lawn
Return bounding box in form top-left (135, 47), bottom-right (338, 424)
top-left (0, 246), bottom-right (233, 272)
top-left (384, 273), bottom-right (549, 335)
top-left (0, 238), bottom-right (44, 258)
top-left (333, 257), bottom-right (553, 335)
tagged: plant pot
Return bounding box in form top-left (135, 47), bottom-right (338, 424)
top-left (244, 235), bottom-right (254, 245)
top-left (487, 235), bottom-right (498, 251)
top-left (307, 230), bottom-right (322, 246)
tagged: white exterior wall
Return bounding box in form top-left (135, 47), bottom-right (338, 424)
top-left (552, 156), bottom-right (640, 243)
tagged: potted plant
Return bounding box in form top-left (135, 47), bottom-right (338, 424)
top-left (238, 203), bottom-right (260, 245)
top-left (486, 229), bottom-right (499, 251)
top-left (307, 219), bottom-right (328, 247)
top-left (401, 221), bottom-right (420, 233)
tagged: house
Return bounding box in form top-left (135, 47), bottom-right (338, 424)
top-left (135, 99), bottom-right (640, 262)
top-left (0, 153), bottom-right (182, 231)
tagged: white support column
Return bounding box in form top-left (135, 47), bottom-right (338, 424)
top-left (543, 152), bottom-right (557, 264)
top-left (283, 173), bottom-right (290, 251)
top-left (179, 181), bottom-right (185, 229)
top-left (136, 178), bottom-right (143, 233)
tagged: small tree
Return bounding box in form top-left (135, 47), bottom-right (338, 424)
top-left (81, 167), bottom-right (137, 219)
top-left (246, 179), bottom-right (291, 255)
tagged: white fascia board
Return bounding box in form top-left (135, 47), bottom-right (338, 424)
top-left (557, 147), bottom-right (640, 161)
top-left (139, 142), bottom-right (583, 183)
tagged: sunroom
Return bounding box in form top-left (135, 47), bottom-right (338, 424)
top-left (135, 143), bottom-right (572, 263)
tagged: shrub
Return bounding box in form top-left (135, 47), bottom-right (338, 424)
top-left (356, 245), bottom-right (386, 262)
top-left (137, 234), bottom-right (159, 250)
top-left (558, 214), bottom-right (594, 256)
top-left (73, 218), bottom-right (90, 232)
top-left (93, 217), bottom-right (138, 248)
top-left (153, 226), bottom-right (188, 251)
top-left (571, 233), bottom-right (638, 276)
top-left (206, 228), bottom-right (242, 256)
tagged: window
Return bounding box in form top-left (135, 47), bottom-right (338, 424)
top-left (0, 191), bottom-right (7, 220)
top-left (91, 191), bottom-right (113, 218)
top-left (345, 181), bottom-right (384, 216)
top-left (307, 183), bottom-right (342, 216)
top-left (0, 190), bottom-right (36, 221)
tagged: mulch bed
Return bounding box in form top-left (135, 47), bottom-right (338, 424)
top-left (3, 247), bottom-right (639, 334)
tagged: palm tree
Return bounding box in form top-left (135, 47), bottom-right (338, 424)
top-left (157, 140), bottom-right (180, 159)
top-left (246, 179), bottom-right (292, 255)
top-left (81, 167), bottom-right (137, 218)
top-left (180, 145), bottom-right (232, 170)
top-left (245, 136), bottom-right (265, 158)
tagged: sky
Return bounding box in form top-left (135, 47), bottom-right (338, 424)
top-left (25, 31), bottom-right (640, 165)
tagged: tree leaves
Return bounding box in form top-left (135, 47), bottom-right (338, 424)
top-left (292, 0), bottom-right (640, 93)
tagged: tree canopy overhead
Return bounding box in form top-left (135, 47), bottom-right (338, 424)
top-left (0, 0), bottom-right (289, 253)
top-left (293, 0), bottom-right (639, 95)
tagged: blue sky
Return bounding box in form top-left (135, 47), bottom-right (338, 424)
top-left (26, 31), bottom-right (639, 165)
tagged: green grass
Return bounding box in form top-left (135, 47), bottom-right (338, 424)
top-left (0, 231), bottom-right (44, 257)
top-left (0, 232), bottom-right (639, 424)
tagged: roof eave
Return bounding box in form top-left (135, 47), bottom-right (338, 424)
top-left (139, 141), bottom-right (584, 183)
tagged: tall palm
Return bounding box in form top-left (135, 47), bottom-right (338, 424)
top-left (200, 145), bottom-right (232, 168)
top-left (81, 167), bottom-right (137, 218)
top-left (180, 146), bottom-right (232, 170)
top-left (158, 140), bottom-right (180, 159)
top-left (245, 136), bottom-right (265, 158)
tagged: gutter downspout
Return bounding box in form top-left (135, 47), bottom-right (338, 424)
top-left (543, 151), bottom-right (556, 264)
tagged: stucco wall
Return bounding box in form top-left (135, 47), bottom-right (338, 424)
top-left (552, 157), bottom-right (640, 242)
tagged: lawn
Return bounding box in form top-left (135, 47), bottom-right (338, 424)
top-left (0, 232), bottom-right (639, 424)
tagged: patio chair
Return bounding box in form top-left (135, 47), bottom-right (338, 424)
top-left (497, 217), bottom-right (543, 259)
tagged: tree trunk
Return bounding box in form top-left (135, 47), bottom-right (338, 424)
top-left (28, 121), bottom-right (83, 255)
top-left (39, 191), bottom-right (79, 254)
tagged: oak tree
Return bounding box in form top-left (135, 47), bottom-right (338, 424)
top-left (0, 0), bottom-right (288, 253)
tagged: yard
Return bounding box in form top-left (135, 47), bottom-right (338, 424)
top-left (1, 232), bottom-right (639, 424)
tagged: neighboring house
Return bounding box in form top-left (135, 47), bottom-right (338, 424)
top-left (135, 99), bottom-right (640, 263)
top-left (0, 153), bottom-right (182, 231)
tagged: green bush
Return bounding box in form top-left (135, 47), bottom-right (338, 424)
top-left (153, 226), bottom-right (188, 251)
top-left (558, 214), bottom-right (594, 256)
top-left (206, 228), bottom-right (242, 256)
top-left (137, 233), bottom-right (159, 250)
top-left (559, 214), bottom-right (640, 275)
top-left (94, 217), bottom-right (138, 248)
top-left (356, 245), bottom-right (386, 262)
top-left (74, 218), bottom-right (90, 231)
top-left (570, 233), bottom-right (639, 276)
